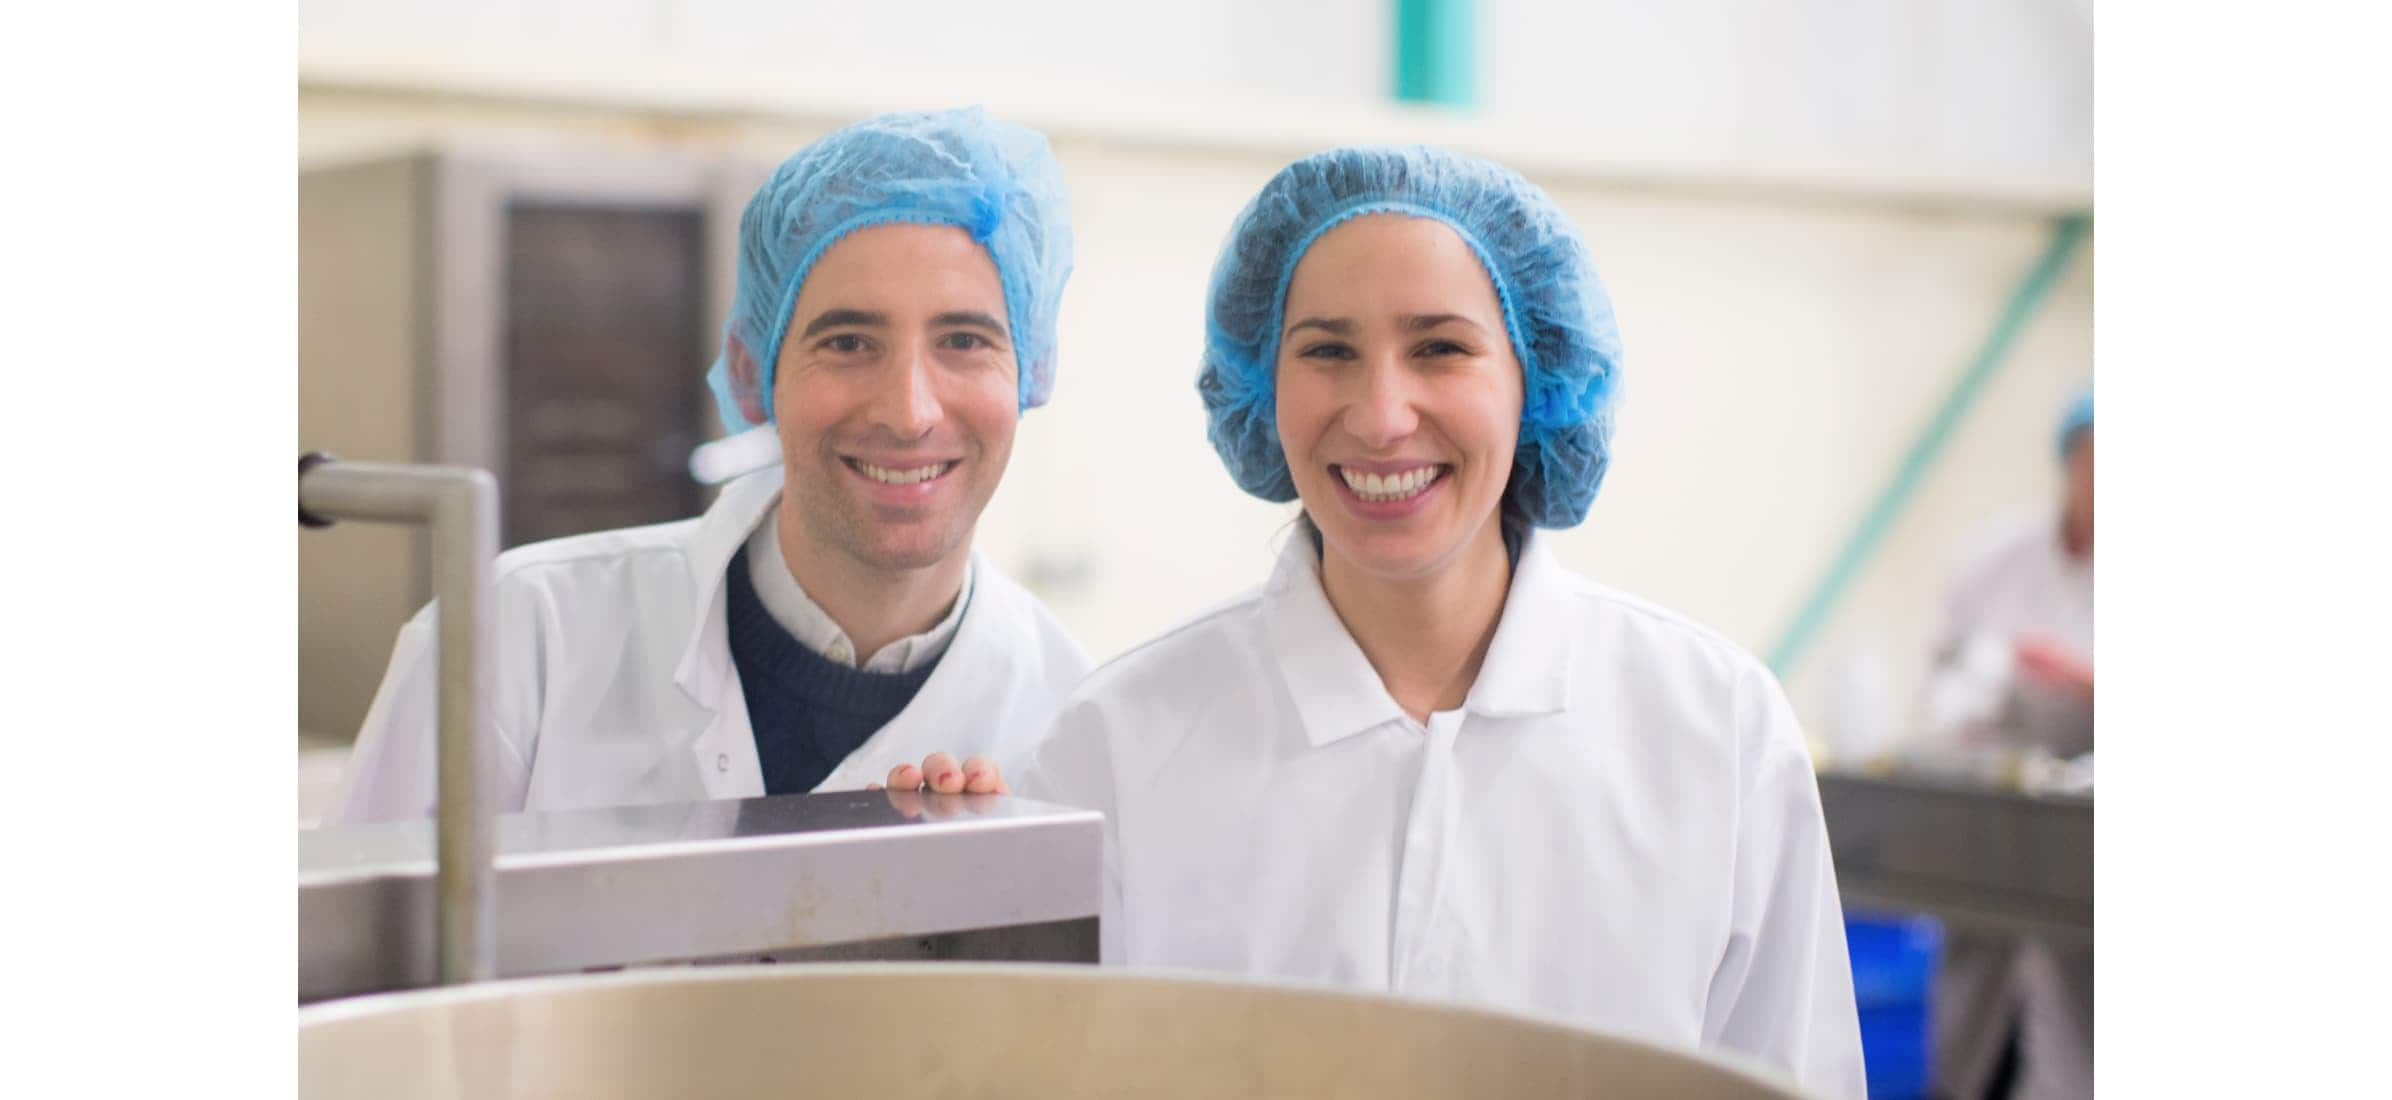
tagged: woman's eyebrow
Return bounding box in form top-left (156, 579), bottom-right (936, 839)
top-left (1285, 316), bottom-right (1355, 339)
top-left (1402, 313), bottom-right (1487, 333)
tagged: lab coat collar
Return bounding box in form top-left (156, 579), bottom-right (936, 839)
top-left (1261, 526), bottom-right (1577, 748)
top-left (672, 465), bottom-right (787, 703)
top-left (1260, 533), bottom-right (1411, 748)
top-left (1462, 529), bottom-right (1576, 719)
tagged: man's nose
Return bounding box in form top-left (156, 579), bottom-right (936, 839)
top-left (869, 344), bottom-right (943, 439)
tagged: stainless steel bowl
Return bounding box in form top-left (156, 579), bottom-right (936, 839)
top-left (299, 964), bottom-right (1813, 1099)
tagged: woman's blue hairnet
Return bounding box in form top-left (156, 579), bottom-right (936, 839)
top-left (2058, 386), bottom-right (2094, 457)
top-left (706, 107), bottom-right (1075, 432)
top-left (1196, 145), bottom-right (1622, 528)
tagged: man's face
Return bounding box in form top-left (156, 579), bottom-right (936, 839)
top-left (769, 223), bottom-right (1018, 574)
top-left (2065, 428), bottom-right (2094, 533)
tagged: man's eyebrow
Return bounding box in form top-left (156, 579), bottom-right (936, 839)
top-left (1402, 313), bottom-right (1487, 333)
top-left (931, 310), bottom-right (1009, 336)
top-left (1285, 316), bottom-right (1355, 338)
top-left (798, 308), bottom-right (889, 340)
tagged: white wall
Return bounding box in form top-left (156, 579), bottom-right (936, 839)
top-left (1479, 0), bottom-right (2090, 177)
top-left (298, 0), bottom-right (2089, 179)
top-left (299, 0), bottom-right (1386, 111)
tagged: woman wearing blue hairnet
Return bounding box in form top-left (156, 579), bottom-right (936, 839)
top-left (903, 146), bottom-right (1863, 1097)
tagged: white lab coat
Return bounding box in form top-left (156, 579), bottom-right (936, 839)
top-left (328, 466), bottom-right (1091, 825)
top-left (1020, 530), bottom-right (1866, 1100)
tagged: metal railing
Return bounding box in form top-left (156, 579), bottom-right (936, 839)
top-left (299, 452), bottom-right (499, 984)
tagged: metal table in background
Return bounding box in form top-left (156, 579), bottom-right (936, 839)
top-left (300, 790), bottom-right (1103, 1004)
top-left (1817, 771), bottom-right (2093, 943)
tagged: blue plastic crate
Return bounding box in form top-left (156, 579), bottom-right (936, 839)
top-left (1845, 911), bottom-right (1944, 1100)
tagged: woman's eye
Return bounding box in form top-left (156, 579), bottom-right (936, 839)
top-left (1416, 340), bottom-right (1471, 358)
top-left (1297, 342), bottom-right (1357, 361)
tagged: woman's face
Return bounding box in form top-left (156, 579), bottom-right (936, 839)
top-left (1274, 213), bottom-right (1523, 581)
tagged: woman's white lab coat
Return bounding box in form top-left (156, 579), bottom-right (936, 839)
top-left (1020, 530), bottom-right (1865, 1099)
top-left (328, 466), bottom-right (1091, 825)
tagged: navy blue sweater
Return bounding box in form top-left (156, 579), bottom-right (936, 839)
top-left (725, 546), bottom-right (940, 795)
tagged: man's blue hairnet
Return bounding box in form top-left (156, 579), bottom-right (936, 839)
top-left (2058, 386), bottom-right (2094, 458)
top-left (1196, 145), bottom-right (1622, 528)
top-left (706, 107), bottom-right (1075, 432)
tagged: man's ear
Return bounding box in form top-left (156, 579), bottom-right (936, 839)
top-left (727, 332), bottom-right (769, 426)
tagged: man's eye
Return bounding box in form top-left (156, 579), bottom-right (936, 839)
top-left (940, 332), bottom-right (993, 351)
top-left (820, 334), bottom-right (868, 354)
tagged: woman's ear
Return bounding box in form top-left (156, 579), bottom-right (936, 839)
top-left (727, 332), bottom-right (769, 426)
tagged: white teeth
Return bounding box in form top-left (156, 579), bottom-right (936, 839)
top-left (1338, 465), bottom-right (1443, 502)
top-left (857, 461), bottom-right (951, 485)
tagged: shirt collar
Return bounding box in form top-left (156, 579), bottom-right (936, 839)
top-left (1259, 532), bottom-right (1410, 747)
top-left (1259, 527), bottom-right (1577, 748)
top-left (744, 512), bottom-right (972, 673)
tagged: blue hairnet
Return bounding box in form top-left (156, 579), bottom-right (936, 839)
top-left (1197, 145), bottom-right (1622, 528)
top-left (2058, 386), bottom-right (2094, 457)
top-left (706, 107), bottom-right (1075, 432)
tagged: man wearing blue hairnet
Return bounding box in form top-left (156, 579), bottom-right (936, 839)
top-left (1924, 388), bottom-right (2095, 766)
top-left (330, 108), bottom-right (1090, 822)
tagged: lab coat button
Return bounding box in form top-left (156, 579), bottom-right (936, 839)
top-left (716, 753), bottom-right (730, 772)
top-left (827, 640), bottom-right (853, 663)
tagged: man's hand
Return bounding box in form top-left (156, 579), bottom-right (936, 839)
top-left (866, 752), bottom-right (1007, 795)
top-left (2015, 636), bottom-right (2095, 701)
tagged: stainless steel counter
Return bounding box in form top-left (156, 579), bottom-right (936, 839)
top-left (300, 790), bottom-right (1103, 1003)
top-left (1817, 771), bottom-right (2093, 942)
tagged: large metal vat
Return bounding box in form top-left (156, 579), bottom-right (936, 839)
top-left (299, 963), bottom-right (1813, 1099)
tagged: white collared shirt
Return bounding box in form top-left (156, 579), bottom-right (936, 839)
top-left (743, 507), bottom-right (971, 674)
top-left (1020, 529), bottom-right (1865, 1100)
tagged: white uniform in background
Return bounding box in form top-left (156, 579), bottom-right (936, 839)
top-left (1923, 516), bottom-right (2095, 760)
top-left (1922, 515), bottom-right (2095, 1100)
top-left (1021, 531), bottom-right (1867, 1100)
top-left (327, 465), bottom-right (1091, 825)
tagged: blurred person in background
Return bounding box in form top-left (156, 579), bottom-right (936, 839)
top-left (1922, 388), bottom-right (2095, 1100)
top-left (907, 146), bottom-right (1865, 1098)
top-left (329, 107), bottom-right (1087, 823)
top-left (1920, 388), bottom-right (2095, 777)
